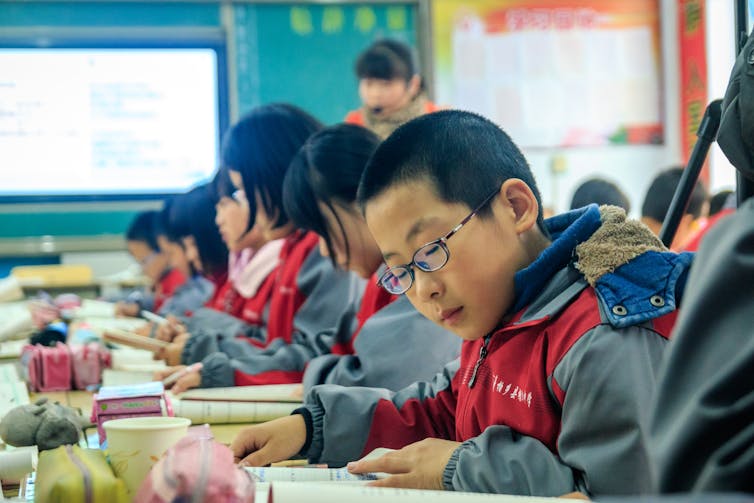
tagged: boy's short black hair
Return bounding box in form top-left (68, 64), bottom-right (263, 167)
top-left (220, 103), bottom-right (323, 231)
top-left (642, 167), bottom-right (707, 221)
top-left (357, 110), bottom-right (547, 234)
top-left (355, 38), bottom-right (416, 83)
top-left (125, 210), bottom-right (161, 251)
top-left (283, 124), bottom-right (381, 266)
top-left (570, 178), bottom-right (631, 213)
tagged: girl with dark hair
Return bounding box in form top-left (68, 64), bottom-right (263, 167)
top-left (283, 124), bottom-right (460, 392)
top-left (155, 104), bottom-right (364, 391)
top-left (149, 189), bottom-right (225, 318)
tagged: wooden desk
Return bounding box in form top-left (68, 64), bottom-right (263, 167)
top-left (31, 391), bottom-right (250, 446)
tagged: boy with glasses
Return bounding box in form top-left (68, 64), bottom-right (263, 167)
top-left (231, 111), bottom-right (693, 497)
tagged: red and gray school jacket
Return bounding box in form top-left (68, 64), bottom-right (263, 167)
top-left (156, 275), bottom-right (216, 318)
top-left (299, 205), bottom-right (694, 497)
top-left (182, 231), bottom-right (365, 386)
top-left (140, 267), bottom-right (186, 313)
top-left (302, 273), bottom-right (462, 392)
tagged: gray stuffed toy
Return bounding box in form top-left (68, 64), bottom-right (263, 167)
top-left (0, 397), bottom-right (88, 451)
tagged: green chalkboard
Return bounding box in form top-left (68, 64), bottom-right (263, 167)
top-left (0, 1), bottom-right (418, 242)
top-left (233, 3), bottom-right (416, 123)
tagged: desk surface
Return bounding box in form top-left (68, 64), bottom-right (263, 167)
top-left (31, 391), bottom-right (249, 446)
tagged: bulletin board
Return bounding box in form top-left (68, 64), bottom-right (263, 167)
top-left (432, 0), bottom-right (663, 148)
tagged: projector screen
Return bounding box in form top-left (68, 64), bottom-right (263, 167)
top-left (0, 43), bottom-right (227, 201)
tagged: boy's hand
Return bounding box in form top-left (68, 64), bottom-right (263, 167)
top-left (156, 317), bottom-right (186, 342)
top-left (114, 301), bottom-right (139, 317)
top-left (134, 323), bottom-right (153, 337)
top-left (155, 333), bottom-right (188, 365)
top-left (347, 438), bottom-right (460, 490)
top-left (153, 365), bottom-right (183, 382)
top-left (231, 415), bottom-right (307, 467)
top-left (170, 370), bottom-right (201, 394)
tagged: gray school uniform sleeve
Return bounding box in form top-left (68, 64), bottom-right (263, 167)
top-left (180, 308), bottom-right (251, 364)
top-left (156, 276), bottom-right (215, 317)
top-left (651, 200), bottom-right (754, 493)
top-left (197, 248), bottom-right (364, 387)
top-left (444, 323), bottom-right (667, 496)
top-left (302, 296), bottom-right (461, 392)
top-left (303, 359), bottom-right (460, 467)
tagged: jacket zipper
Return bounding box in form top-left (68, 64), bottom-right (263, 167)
top-left (468, 334), bottom-right (491, 388)
top-left (65, 445), bottom-right (93, 503)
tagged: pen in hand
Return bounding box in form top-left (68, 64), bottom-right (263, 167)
top-left (162, 362), bottom-right (203, 387)
top-left (141, 310), bottom-right (169, 326)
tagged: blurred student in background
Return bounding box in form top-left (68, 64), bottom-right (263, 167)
top-left (115, 210), bottom-right (186, 317)
top-left (641, 167), bottom-right (707, 251)
top-left (156, 104), bottom-right (364, 390)
top-left (345, 38), bottom-right (440, 139)
top-left (145, 190), bottom-right (225, 318)
top-left (570, 177), bottom-right (631, 214)
top-left (682, 188), bottom-right (737, 252)
top-left (282, 123), bottom-right (460, 392)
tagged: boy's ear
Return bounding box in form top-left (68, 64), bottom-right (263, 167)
top-left (500, 179), bottom-right (539, 234)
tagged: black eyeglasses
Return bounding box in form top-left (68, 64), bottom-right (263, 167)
top-left (377, 189), bottom-right (499, 295)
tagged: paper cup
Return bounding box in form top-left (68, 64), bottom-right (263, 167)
top-left (104, 416), bottom-right (190, 497)
top-left (0, 446), bottom-right (38, 481)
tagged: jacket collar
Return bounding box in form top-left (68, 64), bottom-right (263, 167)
top-left (510, 205), bottom-right (601, 315)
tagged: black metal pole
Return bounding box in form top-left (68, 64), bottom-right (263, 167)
top-left (734, 0), bottom-right (754, 205)
top-left (660, 100), bottom-right (723, 247)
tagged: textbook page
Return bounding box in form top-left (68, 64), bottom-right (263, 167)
top-left (171, 399), bottom-right (299, 424)
top-left (176, 384), bottom-right (303, 403)
top-left (266, 482), bottom-right (575, 503)
top-left (245, 466), bottom-right (386, 483)
top-left (101, 369), bottom-right (160, 387)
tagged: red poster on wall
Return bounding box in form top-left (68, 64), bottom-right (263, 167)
top-left (678, 0), bottom-right (708, 182)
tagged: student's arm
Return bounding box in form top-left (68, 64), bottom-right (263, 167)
top-left (179, 308), bottom-right (253, 365)
top-left (196, 250), bottom-right (364, 387)
top-left (443, 324), bottom-right (666, 495)
top-left (156, 276), bottom-right (216, 317)
top-left (303, 297), bottom-right (461, 392)
top-left (303, 359), bottom-right (460, 467)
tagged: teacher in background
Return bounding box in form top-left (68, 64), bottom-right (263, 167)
top-left (345, 38), bottom-right (441, 139)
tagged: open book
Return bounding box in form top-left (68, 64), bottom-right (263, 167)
top-left (246, 466), bottom-right (386, 483)
top-left (171, 399), bottom-right (299, 424)
top-left (176, 384), bottom-right (303, 403)
top-left (101, 327), bottom-right (168, 352)
top-left (256, 482), bottom-right (576, 503)
top-left (170, 384), bottom-right (303, 424)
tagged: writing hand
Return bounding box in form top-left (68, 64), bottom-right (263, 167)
top-left (156, 317), bottom-right (186, 342)
top-left (153, 365), bottom-right (184, 384)
top-left (231, 415), bottom-right (307, 467)
top-left (154, 333), bottom-right (188, 365)
top-left (347, 438), bottom-right (460, 490)
top-left (170, 369), bottom-right (201, 394)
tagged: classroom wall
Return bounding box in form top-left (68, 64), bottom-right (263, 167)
top-left (0, 0), bottom-right (418, 266)
top-left (524, 0), bottom-right (683, 217)
top-left (2, 0), bottom-right (712, 271)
